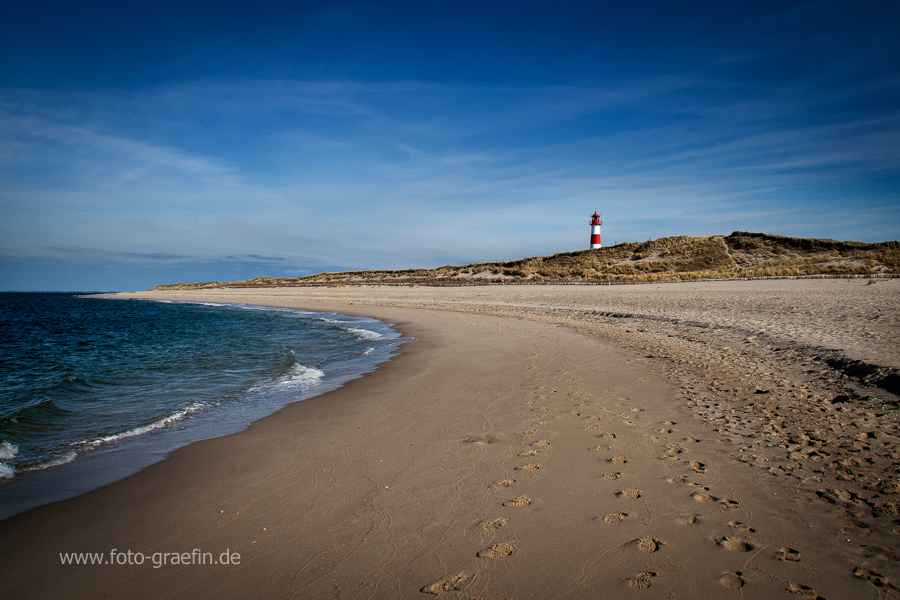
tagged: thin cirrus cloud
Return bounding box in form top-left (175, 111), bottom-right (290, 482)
top-left (1, 61), bottom-right (898, 290)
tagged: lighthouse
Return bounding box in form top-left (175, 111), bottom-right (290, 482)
top-left (589, 212), bottom-right (602, 249)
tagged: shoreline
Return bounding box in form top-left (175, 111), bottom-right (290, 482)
top-left (0, 298), bottom-right (408, 521)
top-left (2, 281), bottom-right (898, 598)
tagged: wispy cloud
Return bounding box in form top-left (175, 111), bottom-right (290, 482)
top-left (1, 71), bottom-right (898, 280)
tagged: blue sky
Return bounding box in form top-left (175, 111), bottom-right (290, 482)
top-left (1, 0), bottom-right (898, 290)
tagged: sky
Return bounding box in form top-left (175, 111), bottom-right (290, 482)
top-left (1, 0), bottom-right (898, 291)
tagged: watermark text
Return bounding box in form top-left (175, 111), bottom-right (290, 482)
top-left (60, 548), bottom-right (240, 569)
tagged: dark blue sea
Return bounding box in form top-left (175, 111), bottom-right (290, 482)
top-left (0, 293), bottom-right (406, 519)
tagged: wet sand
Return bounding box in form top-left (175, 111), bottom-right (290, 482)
top-left (1, 280), bottom-right (898, 599)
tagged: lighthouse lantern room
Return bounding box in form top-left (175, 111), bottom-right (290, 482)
top-left (589, 212), bottom-right (602, 249)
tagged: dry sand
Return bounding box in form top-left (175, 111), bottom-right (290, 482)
top-left (1, 279), bottom-right (898, 599)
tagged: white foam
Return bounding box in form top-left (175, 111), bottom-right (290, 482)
top-left (23, 450), bottom-right (78, 472)
top-left (80, 402), bottom-right (207, 448)
top-left (344, 327), bottom-right (384, 341)
top-left (0, 440), bottom-right (17, 460)
top-left (321, 317), bottom-right (385, 341)
top-left (362, 347), bottom-right (375, 356)
top-left (273, 363), bottom-right (324, 391)
top-left (0, 441), bottom-right (18, 478)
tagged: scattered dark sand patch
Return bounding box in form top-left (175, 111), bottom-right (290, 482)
top-left (719, 536), bottom-right (753, 552)
top-left (504, 496), bottom-right (533, 507)
top-left (627, 571), bottom-right (656, 589)
top-left (421, 573), bottom-right (472, 595)
top-left (478, 541), bottom-right (516, 558)
top-left (604, 512), bottom-right (627, 524)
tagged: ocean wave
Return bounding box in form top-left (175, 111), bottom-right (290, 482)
top-left (251, 363), bottom-right (325, 394)
top-left (21, 450), bottom-right (78, 473)
top-left (0, 441), bottom-right (19, 479)
top-left (322, 319), bottom-right (384, 341)
top-left (78, 402), bottom-right (207, 448)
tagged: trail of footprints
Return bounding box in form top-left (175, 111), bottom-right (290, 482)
top-left (424, 334), bottom-right (831, 598)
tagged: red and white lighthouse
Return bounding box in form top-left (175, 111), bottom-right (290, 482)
top-left (589, 212), bottom-right (602, 249)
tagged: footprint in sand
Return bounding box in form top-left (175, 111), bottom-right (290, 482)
top-left (777, 547), bottom-right (801, 562)
top-left (519, 450), bottom-right (539, 457)
top-left (728, 520), bottom-right (755, 532)
top-left (604, 512), bottom-right (627, 523)
top-left (602, 432), bottom-right (617, 439)
top-left (692, 491), bottom-right (718, 503)
top-left (504, 496), bottom-right (533, 507)
top-left (637, 537), bottom-right (663, 553)
top-left (616, 489), bottom-right (642, 499)
top-left (719, 572), bottom-right (744, 588)
top-left (853, 567), bottom-right (891, 588)
top-left (676, 514), bottom-right (697, 525)
top-left (602, 472), bottom-right (620, 480)
top-left (595, 444), bottom-right (612, 451)
top-left (688, 460), bottom-right (706, 473)
top-left (719, 536), bottom-right (753, 552)
top-left (478, 541), bottom-right (516, 558)
top-left (531, 439), bottom-right (550, 447)
top-left (668, 475), bottom-right (688, 484)
top-left (588, 424), bottom-right (600, 430)
top-left (480, 518), bottom-right (508, 533)
top-left (421, 573), bottom-right (471, 595)
top-left (720, 498), bottom-right (740, 509)
top-left (609, 456), bottom-right (627, 464)
top-left (515, 463), bottom-right (540, 471)
top-left (786, 581), bottom-right (818, 596)
top-left (494, 479), bottom-right (514, 490)
top-left (537, 421), bottom-right (551, 426)
top-left (627, 572), bottom-right (656, 589)
top-left (523, 430), bottom-right (536, 436)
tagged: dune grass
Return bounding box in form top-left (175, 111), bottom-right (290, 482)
top-left (152, 232), bottom-right (899, 290)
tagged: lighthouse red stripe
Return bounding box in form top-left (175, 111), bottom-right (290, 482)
top-left (590, 234), bottom-right (601, 245)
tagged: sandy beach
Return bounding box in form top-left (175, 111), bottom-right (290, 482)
top-left (2, 279), bottom-right (898, 599)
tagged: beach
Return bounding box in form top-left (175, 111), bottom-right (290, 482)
top-left (2, 279), bottom-right (898, 599)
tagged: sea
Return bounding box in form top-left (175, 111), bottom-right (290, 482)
top-left (0, 292), bottom-right (407, 520)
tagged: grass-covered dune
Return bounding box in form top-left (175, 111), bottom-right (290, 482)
top-left (152, 232), bottom-right (900, 290)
